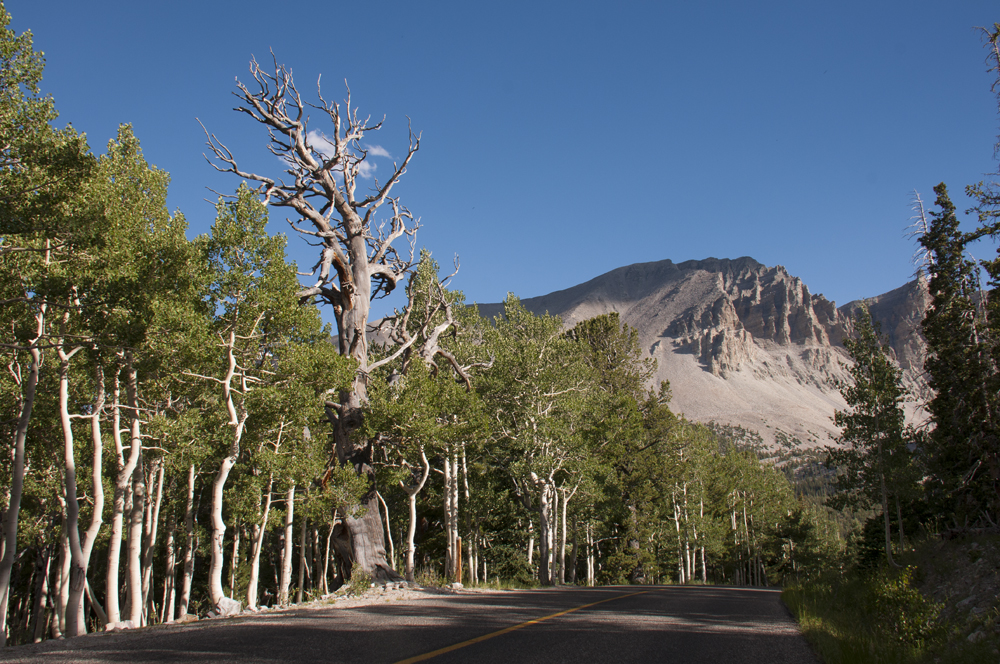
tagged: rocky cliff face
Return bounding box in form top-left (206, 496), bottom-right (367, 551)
top-left (477, 257), bottom-right (928, 448)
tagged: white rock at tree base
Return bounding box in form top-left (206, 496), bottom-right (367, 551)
top-left (104, 620), bottom-right (135, 632)
top-left (209, 597), bottom-right (242, 618)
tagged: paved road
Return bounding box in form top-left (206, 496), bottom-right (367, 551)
top-left (0, 586), bottom-right (818, 663)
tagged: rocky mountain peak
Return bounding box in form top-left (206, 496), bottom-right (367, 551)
top-left (477, 257), bottom-right (928, 448)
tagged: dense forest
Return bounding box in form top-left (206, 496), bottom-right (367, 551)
top-left (2, 2), bottom-right (1000, 657)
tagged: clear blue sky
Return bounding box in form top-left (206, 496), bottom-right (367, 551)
top-left (8, 1), bottom-right (1000, 318)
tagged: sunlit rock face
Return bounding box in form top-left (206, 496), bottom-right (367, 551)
top-left (476, 257), bottom-right (928, 449)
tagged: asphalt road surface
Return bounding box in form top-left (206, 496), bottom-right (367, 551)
top-left (0, 585), bottom-right (818, 663)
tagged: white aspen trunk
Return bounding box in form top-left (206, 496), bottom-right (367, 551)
top-left (527, 520), bottom-right (535, 568)
top-left (322, 525), bottom-right (333, 593)
top-left (278, 485), bottom-right (295, 606)
top-left (208, 330), bottom-right (249, 608)
top-left (559, 489), bottom-right (568, 585)
top-left (161, 520), bottom-right (176, 623)
top-left (296, 515), bottom-right (307, 603)
top-left (141, 459), bottom-right (165, 623)
top-left (229, 527), bottom-right (241, 598)
top-left (551, 487), bottom-right (559, 585)
top-left (208, 443), bottom-right (243, 607)
top-left (699, 495), bottom-right (707, 583)
top-left (444, 454), bottom-right (455, 579)
top-left (126, 463), bottom-right (146, 625)
top-left (451, 450), bottom-right (460, 582)
top-left (585, 523), bottom-right (594, 587)
top-left (54, 511), bottom-right (70, 639)
top-left (537, 481), bottom-right (551, 586)
top-left (682, 482), bottom-right (691, 586)
top-left (376, 492), bottom-right (394, 571)
top-left (673, 497), bottom-right (684, 583)
top-left (246, 475), bottom-right (273, 610)
top-left (60, 344), bottom-right (104, 637)
top-left (176, 464), bottom-right (196, 619)
top-left (460, 445), bottom-right (473, 584)
top-left (401, 447), bottom-right (430, 583)
top-left (685, 539), bottom-right (692, 583)
top-left (0, 300), bottom-right (46, 647)
top-left (106, 359), bottom-right (143, 625)
top-left (568, 520), bottom-right (578, 584)
top-left (57, 347), bottom-right (83, 635)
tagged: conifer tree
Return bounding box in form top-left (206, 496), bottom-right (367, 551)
top-left (919, 184), bottom-right (1000, 516)
top-left (828, 304), bottom-right (912, 566)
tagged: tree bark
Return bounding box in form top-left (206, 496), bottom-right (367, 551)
top-left (161, 518), bottom-right (176, 623)
top-left (106, 358), bottom-right (143, 625)
top-left (176, 464), bottom-right (196, 619)
top-left (209, 330), bottom-right (249, 608)
top-left (246, 475), bottom-right (273, 610)
top-left (537, 481), bottom-right (551, 586)
top-left (141, 459), bottom-right (164, 622)
top-left (401, 448), bottom-right (430, 583)
top-left (0, 306), bottom-right (44, 646)
top-left (278, 485), bottom-right (294, 606)
top-left (126, 460), bottom-right (146, 624)
top-left (53, 510), bottom-right (70, 639)
top-left (57, 334), bottom-right (89, 637)
top-left (229, 527), bottom-right (241, 599)
top-left (376, 492), bottom-right (394, 572)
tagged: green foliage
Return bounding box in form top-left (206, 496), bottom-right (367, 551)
top-left (784, 566), bottom-right (944, 664)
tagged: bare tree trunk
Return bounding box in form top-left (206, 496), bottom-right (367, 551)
top-left (0, 307), bottom-right (44, 647)
top-left (60, 340), bottom-right (103, 637)
top-left (161, 517), bottom-right (176, 623)
top-left (141, 459), bottom-right (164, 623)
top-left (53, 511), bottom-right (70, 639)
top-left (278, 485), bottom-right (294, 606)
top-left (208, 330), bottom-right (249, 609)
top-left (246, 476), bottom-right (273, 610)
top-left (176, 464), bottom-right (196, 619)
top-left (126, 461), bottom-right (146, 625)
top-left (208, 448), bottom-right (239, 608)
top-left (568, 520), bottom-right (578, 584)
top-left (442, 454), bottom-right (454, 579)
top-left (322, 525), bottom-right (333, 594)
top-left (461, 445), bottom-right (473, 585)
top-left (527, 521), bottom-right (535, 568)
top-left (551, 487), bottom-right (560, 584)
top-left (559, 490), bottom-right (569, 585)
top-left (376, 492), bottom-right (394, 572)
top-left (585, 523), bottom-right (594, 587)
top-left (107, 359), bottom-right (143, 625)
top-left (537, 481), bottom-right (551, 586)
top-left (401, 448), bottom-right (430, 583)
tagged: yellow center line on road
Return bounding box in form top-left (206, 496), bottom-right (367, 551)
top-left (393, 590), bottom-right (650, 663)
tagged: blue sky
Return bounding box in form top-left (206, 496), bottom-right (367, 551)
top-left (8, 1), bottom-right (1000, 318)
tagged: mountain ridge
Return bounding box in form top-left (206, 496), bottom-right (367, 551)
top-left (475, 256), bottom-right (928, 448)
